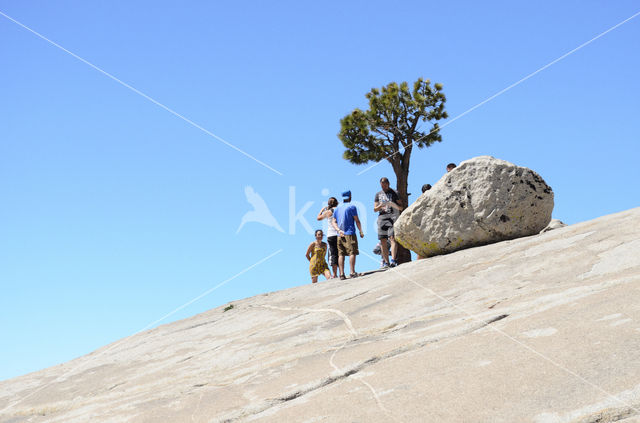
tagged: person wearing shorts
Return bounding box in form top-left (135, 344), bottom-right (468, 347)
top-left (331, 190), bottom-right (364, 280)
top-left (374, 177), bottom-right (402, 268)
top-left (337, 232), bottom-right (359, 257)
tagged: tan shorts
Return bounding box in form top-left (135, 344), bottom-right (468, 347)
top-left (337, 234), bottom-right (359, 256)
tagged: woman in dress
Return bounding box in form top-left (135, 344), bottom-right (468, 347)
top-left (317, 197), bottom-right (339, 278)
top-left (306, 229), bottom-right (332, 283)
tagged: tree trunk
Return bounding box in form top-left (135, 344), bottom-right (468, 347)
top-left (396, 166), bottom-right (409, 208)
top-left (393, 161), bottom-right (412, 264)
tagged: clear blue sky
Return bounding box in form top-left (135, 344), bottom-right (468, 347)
top-left (1, 1), bottom-right (639, 382)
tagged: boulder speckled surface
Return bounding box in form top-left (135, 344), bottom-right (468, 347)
top-left (395, 156), bottom-right (554, 257)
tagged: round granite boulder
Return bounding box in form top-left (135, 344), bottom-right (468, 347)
top-left (395, 156), bottom-right (554, 257)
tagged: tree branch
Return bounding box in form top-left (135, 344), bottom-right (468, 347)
top-left (370, 126), bottom-right (394, 146)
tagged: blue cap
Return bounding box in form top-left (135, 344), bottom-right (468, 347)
top-left (341, 190), bottom-right (351, 199)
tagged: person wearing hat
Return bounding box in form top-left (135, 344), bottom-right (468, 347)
top-left (331, 190), bottom-right (364, 280)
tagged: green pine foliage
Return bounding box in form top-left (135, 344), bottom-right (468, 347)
top-left (339, 78), bottom-right (447, 168)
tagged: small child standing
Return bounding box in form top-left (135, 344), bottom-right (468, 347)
top-left (306, 229), bottom-right (332, 283)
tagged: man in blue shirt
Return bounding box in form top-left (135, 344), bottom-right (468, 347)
top-left (331, 190), bottom-right (364, 280)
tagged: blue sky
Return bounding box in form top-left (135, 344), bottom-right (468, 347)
top-left (1, 1), bottom-right (639, 382)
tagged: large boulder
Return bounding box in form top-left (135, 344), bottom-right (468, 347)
top-left (395, 156), bottom-right (554, 257)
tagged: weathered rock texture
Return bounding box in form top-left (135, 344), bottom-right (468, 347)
top-left (2, 208), bottom-right (640, 423)
top-left (541, 219), bottom-right (568, 233)
top-left (395, 156), bottom-right (554, 257)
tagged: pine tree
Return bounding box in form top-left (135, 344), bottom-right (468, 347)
top-left (339, 78), bottom-right (448, 263)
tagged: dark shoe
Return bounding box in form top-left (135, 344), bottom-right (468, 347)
top-left (339, 274), bottom-right (347, 280)
top-left (390, 259), bottom-right (398, 268)
top-left (350, 273), bottom-right (359, 279)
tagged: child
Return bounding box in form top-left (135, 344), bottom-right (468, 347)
top-left (306, 230), bottom-right (332, 283)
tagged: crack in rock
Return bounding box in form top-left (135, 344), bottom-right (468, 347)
top-left (215, 313), bottom-right (508, 422)
top-left (256, 304), bottom-right (358, 338)
top-left (570, 404), bottom-right (639, 423)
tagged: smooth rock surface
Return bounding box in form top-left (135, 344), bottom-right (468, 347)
top-left (2, 208), bottom-right (640, 423)
top-left (541, 219), bottom-right (568, 233)
top-left (395, 156), bottom-right (554, 257)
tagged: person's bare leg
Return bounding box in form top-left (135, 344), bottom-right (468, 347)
top-left (349, 254), bottom-right (356, 275)
top-left (338, 256), bottom-right (345, 277)
top-left (390, 236), bottom-right (397, 261)
top-left (323, 269), bottom-right (331, 280)
top-left (331, 264), bottom-right (338, 278)
top-left (311, 276), bottom-right (318, 283)
top-left (380, 238), bottom-right (390, 265)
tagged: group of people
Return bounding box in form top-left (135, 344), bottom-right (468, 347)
top-left (305, 163), bottom-right (457, 283)
top-left (304, 177), bottom-right (402, 283)
top-left (306, 189), bottom-right (364, 282)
